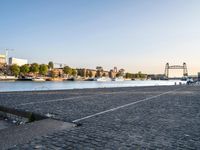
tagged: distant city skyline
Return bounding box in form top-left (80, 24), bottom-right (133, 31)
top-left (1, 0), bottom-right (200, 77)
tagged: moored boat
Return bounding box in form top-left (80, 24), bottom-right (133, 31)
top-left (32, 77), bottom-right (45, 82)
top-left (112, 77), bottom-right (124, 81)
top-left (94, 77), bottom-right (111, 82)
top-left (0, 76), bottom-right (17, 81)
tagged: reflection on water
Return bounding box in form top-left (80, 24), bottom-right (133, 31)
top-left (0, 80), bottom-right (186, 92)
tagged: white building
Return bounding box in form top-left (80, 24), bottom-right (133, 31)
top-left (9, 57), bottom-right (28, 66)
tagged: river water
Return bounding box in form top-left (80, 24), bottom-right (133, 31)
top-left (0, 80), bottom-right (186, 92)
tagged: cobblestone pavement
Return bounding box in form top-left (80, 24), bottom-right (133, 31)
top-left (0, 120), bottom-right (14, 130)
top-left (0, 86), bottom-right (200, 149)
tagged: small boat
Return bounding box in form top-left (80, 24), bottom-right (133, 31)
top-left (94, 77), bottom-right (111, 82)
top-left (112, 77), bottom-right (124, 81)
top-left (32, 77), bottom-right (45, 82)
top-left (0, 76), bottom-right (17, 81)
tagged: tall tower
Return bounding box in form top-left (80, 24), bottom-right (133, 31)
top-left (183, 62), bottom-right (188, 77)
top-left (164, 63), bottom-right (169, 78)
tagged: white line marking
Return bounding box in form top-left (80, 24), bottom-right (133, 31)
top-left (72, 90), bottom-right (177, 123)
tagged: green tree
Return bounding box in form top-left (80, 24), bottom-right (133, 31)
top-left (48, 61), bottom-right (54, 70)
top-left (10, 64), bottom-right (20, 77)
top-left (63, 66), bottom-right (72, 75)
top-left (30, 63), bottom-right (39, 74)
top-left (20, 64), bottom-right (30, 75)
top-left (39, 64), bottom-right (48, 76)
top-left (116, 73), bottom-right (120, 77)
top-left (125, 73), bottom-right (132, 79)
top-left (71, 69), bottom-right (77, 76)
top-left (138, 71), bottom-right (142, 78)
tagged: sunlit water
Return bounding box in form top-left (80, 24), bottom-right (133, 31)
top-left (0, 80), bottom-right (186, 92)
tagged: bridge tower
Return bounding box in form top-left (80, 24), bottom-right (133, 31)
top-left (164, 63), bottom-right (169, 78)
top-left (183, 62), bottom-right (188, 76)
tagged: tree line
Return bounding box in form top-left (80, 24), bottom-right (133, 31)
top-left (10, 63), bottom-right (49, 77)
top-left (9, 61), bottom-right (77, 77)
top-left (125, 71), bottom-right (147, 79)
top-left (9, 62), bottom-right (146, 79)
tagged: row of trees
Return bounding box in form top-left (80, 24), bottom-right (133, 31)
top-left (9, 61), bottom-right (77, 78)
top-left (9, 61), bottom-right (146, 79)
top-left (10, 63), bottom-right (49, 77)
top-left (63, 66), bottom-right (77, 76)
top-left (125, 72), bottom-right (147, 79)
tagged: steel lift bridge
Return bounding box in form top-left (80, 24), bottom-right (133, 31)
top-left (164, 62), bottom-right (188, 78)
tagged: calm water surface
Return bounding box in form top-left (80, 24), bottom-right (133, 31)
top-left (0, 80), bottom-right (186, 92)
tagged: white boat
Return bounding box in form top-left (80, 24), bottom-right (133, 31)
top-left (0, 76), bottom-right (17, 81)
top-left (32, 77), bottom-right (45, 82)
top-left (94, 77), bottom-right (111, 82)
top-left (112, 77), bottom-right (124, 81)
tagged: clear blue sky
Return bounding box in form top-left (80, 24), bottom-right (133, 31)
top-left (1, 0), bottom-right (200, 76)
